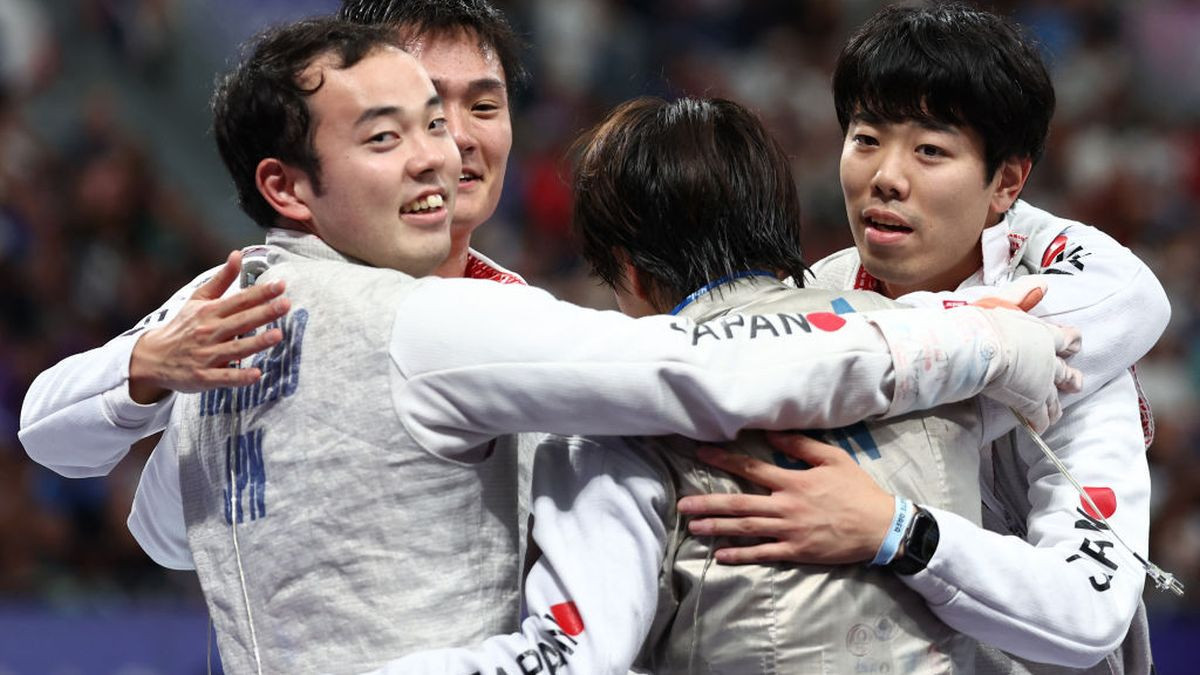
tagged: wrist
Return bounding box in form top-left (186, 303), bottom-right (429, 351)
top-left (128, 333), bottom-right (170, 404)
top-left (869, 495), bottom-right (914, 566)
top-left (886, 505), bottom-right (940, 576)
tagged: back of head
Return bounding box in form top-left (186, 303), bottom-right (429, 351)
top-left (339, 0), bottom-right (527, 91)
top-left (833, 2), bottom-right (1055, 178)
top-left (573, 97), bottom-right (807, 310)
top-left (212, 18), bottom-right (400, 229)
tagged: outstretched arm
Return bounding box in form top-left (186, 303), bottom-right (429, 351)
top-left (390, 278), bottom-right (1080, 460)
top-left (20, 250), bottom-right (288, 477)
top-left (363, 436), bottom-right (668, 675)
top-left (898, 208), bottom-right (1170, 400)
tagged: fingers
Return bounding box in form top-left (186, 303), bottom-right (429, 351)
top-left (186, 366), bottom-right (266, 392)
top-left (214, 279), bottom-right (287, 319)
top-left (971, 297), bottom-right (1022, 311)
top-left (1055, 359), bottom-right (1083, 394)
top-left (193, 251), bottom-right (242, 301)
top-left (712, 542), bottom-right (798, 565)
top-left (1016, 284), bottom-right (1046, 312)
top-left (212, 297), bottom-right (291, 343)
top-left (972, 277), bottom-right (1047, 312)
top-left (688, 516), bottom-right (783, 539)
top-left (1022, 404), bottom-right (1050, 434)
top-left (1047, 395), bottom-right (1063, 426)
top-left (695, 446), bottom-right (790, 491)
top-left (677, 493), bottom-right (778, 517)
top-left (764, 431), bottom-right (848, 466)
top-left (209, 328), bottom-right (284, 364)
top-left (1052, 324), bottom-right (1082, 358)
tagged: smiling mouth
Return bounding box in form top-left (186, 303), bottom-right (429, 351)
top-left (400, 193), bottom-right (445, 214)
top-left (865, 216), bottom-right (912, 233)
top-left (459, 171), bottom-right (481, 183)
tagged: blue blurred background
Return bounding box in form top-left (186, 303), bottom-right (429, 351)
top-left (1, 0), bottom-right (1198, 672)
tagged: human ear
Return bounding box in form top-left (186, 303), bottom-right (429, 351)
top-left (612, 249), bottom-right (660, 317)
top-left (256, 158), bottom-right (313, 224)
top-left (990, 156), bottom-right (1033, 215)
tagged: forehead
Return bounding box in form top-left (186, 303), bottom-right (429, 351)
top-left (303, 46), bottom-right (435, 121)
top-left (402, 29), bottom-right (506, 87)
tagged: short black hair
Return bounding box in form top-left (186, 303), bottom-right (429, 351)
top-left (339, 0), bottom-right (528, 93)
top-left (573, 97), bottom-right (808, 310)
top-left (833, 2), bottom-right (1055, 179)
top-left (212, 18), bottom-right (402, 229)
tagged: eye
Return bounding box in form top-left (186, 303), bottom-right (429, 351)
top-left (367, 131), bottom-right (399, 144)
top-left (472, 101), bottom-right (500, 115)
top-left (852, 133), bottom-right (878, 146)
top-left (429, 117), bottom-right (448, 133)
top-left (916, 144), bottom-right (945, 158)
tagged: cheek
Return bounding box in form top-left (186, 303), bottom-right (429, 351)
top-left (485, 120), bottom-right (513, 166)
top-left (839, 154), bottom-right (867, 196)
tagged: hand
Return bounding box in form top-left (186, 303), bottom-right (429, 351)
top-left (128, 250), bottom-right (290, 403)
top-left (676, 431), bottom-right (895, 565)
top-left (972, 276), bottom-right (1046, 311)
top-left (973, 306), bottom-right (1082, 432)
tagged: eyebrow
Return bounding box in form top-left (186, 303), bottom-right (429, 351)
top-left (430, 77), bottom-right (507, 98)
top-left (354, 95), bottom-right (443, 126)
top-left (853, 111), bottom-right (958, 134)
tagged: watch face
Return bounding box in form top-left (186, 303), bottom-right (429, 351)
top-left (915, 514), bottom-right (939, 558)
top-left (891, 508), bottom-right (939, 575)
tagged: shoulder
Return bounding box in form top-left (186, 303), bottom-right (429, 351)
top-left (1006, 200), bottom-right (1102, 268)
top-left (805, 247), bottom-right (862, 290)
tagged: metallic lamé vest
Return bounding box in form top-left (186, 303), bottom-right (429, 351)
top-left (174, 235), bottom-right (521, 674)
top-left (635, 278), bottom-right (983, 675)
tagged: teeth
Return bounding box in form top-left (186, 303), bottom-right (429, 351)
top-left (402, 194), bottom-right (444, 214)
top-left (867, 216), bottom-right (908, 230)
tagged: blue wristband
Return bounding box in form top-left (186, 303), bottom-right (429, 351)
top-left (871, 496), bottom-right (914, 566)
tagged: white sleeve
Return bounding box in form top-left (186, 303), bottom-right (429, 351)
top-left (390, 279), bottom-right (1029, 459)
top-left (898, 219), bottom-right (1169, 401)
top-left (901, 373), bottom-right (1148, 667)
top-left (364, 435), bottom-right (668, 674)
top-left (127, 417), bottom-right (195, 570)
top-left (18, 267), bottom-right (222, 478)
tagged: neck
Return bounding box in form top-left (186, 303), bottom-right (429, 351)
top-left (433, 228), bottom-right (474, 278)
top-left (880, 249), bottom-right (982, 299)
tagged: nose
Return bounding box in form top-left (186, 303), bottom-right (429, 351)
top-left (870, 147), bottom-right (909, 201)
top-left (444, 103), bottom-right (476, 156)
top-left (408, 129), bottom-right (449, 178)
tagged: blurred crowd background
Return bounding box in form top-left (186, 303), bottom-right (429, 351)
top-left (1, 0), bottom-right (1198, 671)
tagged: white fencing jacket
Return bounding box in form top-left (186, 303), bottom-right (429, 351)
top-left (811, 201), bottom-right (1167, 672)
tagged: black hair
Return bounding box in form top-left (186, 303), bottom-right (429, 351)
top-left (833, 2), bottom-right (1055, 179)
top-left (212, 18), bottom-right (402, 229)
top-left (573, 97), bottom-right (808, 310)
top-left (339, 0), bottom-right (528, 94)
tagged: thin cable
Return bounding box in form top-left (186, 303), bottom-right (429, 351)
top-left (687, 464), bottom-right (720, 675)
top-left (1013, 412), bottom-right (1183, 596)
top-left (228, 290), bottom-right (264, 673)
top-left (206, 617), bottom-right (213, 675)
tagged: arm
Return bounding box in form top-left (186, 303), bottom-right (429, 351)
top-left (365, 435), bottom-right (668, 674)
top-left (898, 213), bottom-right (1170, 399)
top-left (903, 375), bottom-right (1148, 667)
top-left (391, 279), bottom-right (1080, 459)
top-left (19, 251), bottom-right (288, 477)
top-left (127, 419), bottom-right (194, 570)
top-left (679, 375), bottom-right (1148, 667)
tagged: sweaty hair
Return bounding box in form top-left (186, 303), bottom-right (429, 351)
top-left (573, 97), bottom-right (808, 310)
top-left (339, 0), bottom-right (528, 93)
top-left (833, 2), bottom-right (1055, 179)
top-left (212, 18), bottom-right (402, 229)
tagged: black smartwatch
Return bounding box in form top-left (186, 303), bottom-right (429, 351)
top-left (888, 506), bottom-right (939, 576)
